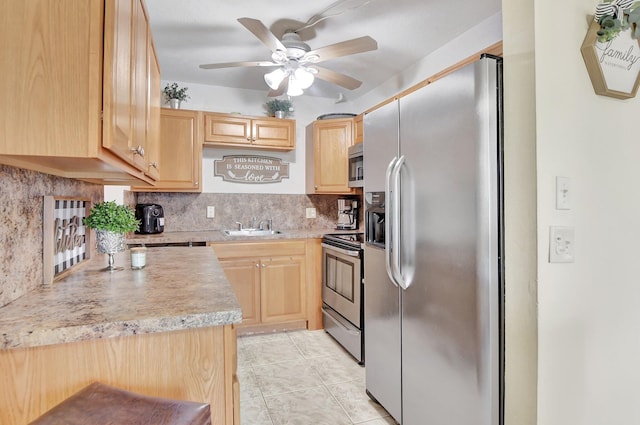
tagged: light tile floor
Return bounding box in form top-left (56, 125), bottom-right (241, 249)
top-left (238, 330), bottom-right (397, 425)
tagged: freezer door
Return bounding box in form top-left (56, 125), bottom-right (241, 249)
top-left (399, 57), bottom-right (502, 425)
top-left (363, 100), bottom-right (399, 193)
top-left (364, 245), bottom-right (402, 422)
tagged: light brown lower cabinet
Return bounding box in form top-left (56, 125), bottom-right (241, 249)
top-left (211, 240), bottom-right (321, 334)
top-left (0, 326), bottom-right (238, 425)
top-left (219, 258), bottom-right (261, 326)
top-left (260, 255), bottom-right (306, 324)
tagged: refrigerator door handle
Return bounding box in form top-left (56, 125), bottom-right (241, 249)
top-left (384, 156), bottom-right (399, 288)
top-left (395, 157), bottom-right (415, 290)
top-left (390, 156), bottom-right (411, 290)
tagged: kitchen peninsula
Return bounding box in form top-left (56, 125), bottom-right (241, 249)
top-left (0, 247), bottom-right (242, 425)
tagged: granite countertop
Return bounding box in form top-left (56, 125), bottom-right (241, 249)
top-left (0, 247), bottom-right (242, 350)
top-left (126, 228), bottom-right (356, 245)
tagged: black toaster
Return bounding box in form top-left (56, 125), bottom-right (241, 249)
top-left (135, 204), bottom-right (165, 234)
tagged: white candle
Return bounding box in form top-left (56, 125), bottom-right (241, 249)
top-left (130, 247), bottom-right (147, 269)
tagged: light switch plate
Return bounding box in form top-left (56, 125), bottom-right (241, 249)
top-left (306, 208), bottom-right (316, 219)
top-left (206, 206), bottom-right (215, 218)
top-left (556, 176), bottom-right (571, 210)
top-left (549, 226), bottom-right (574, 263)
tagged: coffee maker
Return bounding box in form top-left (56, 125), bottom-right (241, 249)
top-left (135, 203), bottom-right (165, 234)
top-left (337, 198), bottom-right (359, 230)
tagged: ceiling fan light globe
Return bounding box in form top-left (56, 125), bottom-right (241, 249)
top-left (294, 68), bottom-right (315, 89)
top-left (287, 77), bottom-right (304, 96)
top-left (264, 68), bottom-right (287, 90)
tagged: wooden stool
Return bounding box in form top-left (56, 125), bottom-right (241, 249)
top-left (29, 382), bottom-right (212, 425)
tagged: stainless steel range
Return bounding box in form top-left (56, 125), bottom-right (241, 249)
top-left (321, 232), bottom-right (364, 364)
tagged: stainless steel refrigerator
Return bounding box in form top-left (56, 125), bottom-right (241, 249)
top-left (363, 55), bottom-right (503, 425)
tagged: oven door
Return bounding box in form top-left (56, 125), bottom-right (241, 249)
top-left (321, 243), bottom-right (362, 328)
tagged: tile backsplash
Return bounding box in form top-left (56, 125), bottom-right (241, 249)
top-left (134, 192), bottom-right (363, 232)
top-left (0, 161), bottom-right (362, 308)
top-left (0, 165), bottom-right (102, 307)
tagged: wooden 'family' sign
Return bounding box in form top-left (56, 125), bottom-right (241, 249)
top-left (43, 196), bottom-right (91, 285)
top-left (581, 21), bottom-right (640, 99)
top-left (214, 155), bottom-right (290, 183)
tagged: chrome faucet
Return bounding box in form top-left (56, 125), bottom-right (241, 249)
top-left (250, 217), bottom-right (258, 230)
top-left (259, 219), bottom-right (273, 231)
top-left (235, 221), bottom-right (243, 230)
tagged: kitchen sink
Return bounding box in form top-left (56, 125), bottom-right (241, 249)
top-left (223, 229), bottom-right (281, 237)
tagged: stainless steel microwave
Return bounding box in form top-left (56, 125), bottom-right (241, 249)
top-left (348, 143), bottom-right (363, 188)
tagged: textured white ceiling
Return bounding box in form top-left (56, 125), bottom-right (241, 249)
top-left (146, 0), bottom-right (502, 100)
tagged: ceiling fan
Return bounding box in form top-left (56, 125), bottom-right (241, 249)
top-left (199, 17), bottom-right (378, 96)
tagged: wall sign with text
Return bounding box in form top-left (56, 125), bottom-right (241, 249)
top-left (214, 155), bottom-right (290, 184)
top-left (43, 196), bottom-right (91, 285)
top-left (581, 21), bottom-right (640, 99)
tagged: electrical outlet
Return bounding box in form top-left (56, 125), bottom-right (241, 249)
top-left (206, 206), bottom-right (215, 218)
top-left (306, 208), bottom-right (317, 219)
top-left (549, 226), bottom-right (574, 263)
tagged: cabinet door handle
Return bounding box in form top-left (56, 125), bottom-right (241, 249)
top-left (149, 162), bottom-right (158, 169)
top-left (246, 137), bottom-right (251, 141)
top-left (130, 146), bottom-right (145, 158)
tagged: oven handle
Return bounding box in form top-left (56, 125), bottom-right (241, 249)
top-left (321, 243), bottom-right (361, 257)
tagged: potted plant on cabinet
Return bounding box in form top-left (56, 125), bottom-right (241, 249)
top-left (83, 201), bottom-right (140, 271)
top-left (265, 98), bottom-right (293, 118)
top-left (162, 82), bottom-right (190, 109)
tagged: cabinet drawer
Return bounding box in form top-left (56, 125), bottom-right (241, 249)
top-left (211, 240), bottom-right (306, 259)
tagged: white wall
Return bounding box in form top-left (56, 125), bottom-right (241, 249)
top-left (501, 0), bottom-right (538, 423)
top-left (351, 12), bottom-right (503, 113)
top-left (103, 185), bottom-right (127, 203)
top-left (532, 1), bottom-right (640, 424)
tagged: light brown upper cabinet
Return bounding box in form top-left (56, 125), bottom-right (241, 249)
top-left (354, 114), bottom-right (364, 144)
top-left (0, 0), bottom-right (159, 186)
top-left (132, 109), bottom-right (203, 192)
top-left (305, 118), bottom-right (355, 194)
top-left (143, 35), bottom-right (162, 182)
top-left (203, 113), bottom-right (296, 151)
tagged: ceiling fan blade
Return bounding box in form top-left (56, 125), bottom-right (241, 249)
top-left (199, 61), bottom-right (279, 70)
top-left (314, 66), bottom-right (362, 90)
top-left (238, 17), bottom-right (287, 53)
top-left (268, 78), bottom-right (288, 97)
top-left (303, 36), bottom-right (377, 63)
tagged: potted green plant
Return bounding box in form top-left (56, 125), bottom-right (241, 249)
top-left (162, 82), bottom-right (190, 109)
top-left (593, 0), bottom-right (640, 42)
top-left (83, 201), bottom-right (140, 271)
top-left (265, 98), bottom-right (293, 118)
